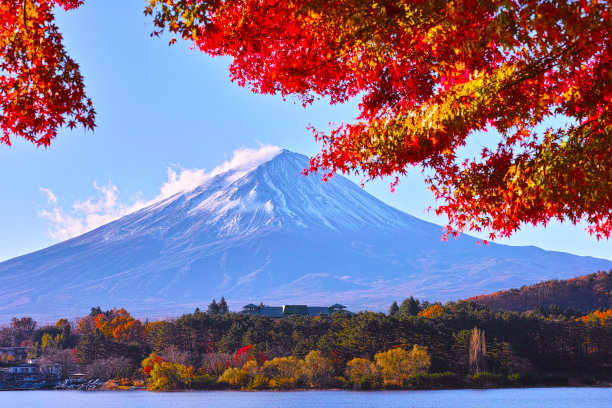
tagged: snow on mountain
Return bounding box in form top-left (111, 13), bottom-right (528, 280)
top-left (1, 149), bottom-right (610, 321)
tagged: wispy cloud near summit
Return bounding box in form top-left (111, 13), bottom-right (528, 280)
top-left (38, 145), bottom-right (282, 241)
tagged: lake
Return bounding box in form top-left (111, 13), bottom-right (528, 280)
top-left (1, 388), bottom-right (610, 408)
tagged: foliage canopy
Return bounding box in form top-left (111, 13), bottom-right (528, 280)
top-left (145, 0), bottom-right (612, 240)
top-left (1, 0), bottom-right (609, 239)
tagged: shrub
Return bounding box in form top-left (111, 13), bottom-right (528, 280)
top-left (375, 345), bottom-right (431, 387)
top-left (147, 362), bottom-right (196, 391)
top-left (217, 367), bottom-right (250, 388)
top-left (249, 375), bottom-right (269, 390)
top-left (471, 372), bottom-right (509, 388)
top-left (268, 377), bottom-right (295, 389)
top-left (345, 357), bottom-right (380, 389)
top-left (407, 372), bottom-right (463, 389)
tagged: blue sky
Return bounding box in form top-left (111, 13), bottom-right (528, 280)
top-left (0, 0), bottom-right (610, 262)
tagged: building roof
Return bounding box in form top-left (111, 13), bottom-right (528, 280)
top-left (282, 305), bottom-right (308, 315)
top-left (240, 303), bottom-right (352, 317)
top-left (243, 303), bottom-right (260, 309)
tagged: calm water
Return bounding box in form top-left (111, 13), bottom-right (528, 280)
top-left (0, 388), bottom-right (610, 408)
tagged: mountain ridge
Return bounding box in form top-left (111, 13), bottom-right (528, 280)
top-left (467, 270), bottom-right (612, 313)
top-left (1, 149), bottom-right (610, 321)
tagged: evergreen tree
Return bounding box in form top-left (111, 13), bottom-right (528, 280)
top-left (218, 323), bottom-right (244, 354)
top-left (207, 299), bottom-right (220, 315)
top-left (90, 306), bottom-right (103, 317)
top-left (399, 297), bottom-right (420, 318)
top-left (77, 331), bottom-right (111, 365)
top-left (218, 297), bottom-right (229, 315)
top-left (388, 301), bottom-right (399, 317)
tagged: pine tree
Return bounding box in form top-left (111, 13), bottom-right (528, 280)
top-left (207, 299), bottom-right (220, 315)
top-left (218, 297), bottom-right (229, 315)
top-left (388, 301), bottom-right (399, 317)
top-left (399, 297), bottom-right (420, 318)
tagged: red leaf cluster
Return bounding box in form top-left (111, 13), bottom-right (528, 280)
top-left (0, 0), bottom-right (94, 146)
top-left (146, 0), bottom-right (611, 239)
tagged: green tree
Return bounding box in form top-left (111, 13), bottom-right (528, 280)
top-left (399, 297), bottom-right (420, 318)
top-left (388, 301), bottom-right (399, 317)
top-left (207, 299), bottom-right (220, 315)
top-left (218, 297), bottom-right (229, 315)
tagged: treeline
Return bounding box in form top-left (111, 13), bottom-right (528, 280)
top-left (467, 270), bottom-right (612, 313)
top-left (1, 299), bottom-right (611, 390)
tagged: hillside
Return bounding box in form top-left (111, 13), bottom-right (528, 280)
top-left (467, 270), bottom-right (612, 313)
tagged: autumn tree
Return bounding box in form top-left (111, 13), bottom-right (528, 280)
top-left (10, 317), bottom-right (37, 346)
top-left (201, 352), bottom-right (233, 376)
top-left (418, 304), bottom-right (444, 319)
top-left (0, 0), bottom-right (95, 146)
top-left (95, 308), bottom-right (144, 344)
top-left (0, 328), bottom-right (12, 347)
top-left (262, 355), bottom-right (305, 388)
top-left (345, 357), bottom-right (379, 389)
top-left (39, 348), bottom-right (78, 379)
top-left (56, 318), bottom-right (72, 339)
top-left (374, 345), bottom-right (431, 386)
top-left (302, 350), bottom-right (334, 388)
top-left (469, 327), bottom-right (487, 374)
top-left (146, 0), bottom-right (611, 240)
top-left (217, 366), bottom-right (250, 387)
top-left (84, 356), bottom-right (133, 380)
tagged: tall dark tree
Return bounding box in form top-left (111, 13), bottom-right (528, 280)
top-left (218, 297), bottom-right (229, 315)
top-left (90, 306), bottom-right (104, 317)
top-left (207, 299), bottom-right (220, 315)
top-left (399, 297), bottom-right (420, 318)
top-left (388, 301), bottom-right (399, 317)
top-left (76, 331), bottom-right (111, 365)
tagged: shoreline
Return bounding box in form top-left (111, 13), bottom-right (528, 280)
top-left (3, 383), bottom-right (611, 392)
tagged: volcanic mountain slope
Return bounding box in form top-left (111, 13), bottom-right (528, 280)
top-left (1, 149), bottom-right (610, 321)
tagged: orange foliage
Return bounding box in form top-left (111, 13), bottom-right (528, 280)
top-left (418, 304), bottom-right (444, 319)
top-left (580, 309), bottom-right (612, 326)
top-left (82, 308), bottom-right (144, 343)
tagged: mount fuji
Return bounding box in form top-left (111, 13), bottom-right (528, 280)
top-left (1, 149), bottom-right (610, 321)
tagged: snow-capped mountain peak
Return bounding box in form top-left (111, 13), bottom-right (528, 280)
top-left (1, 149), bottom-right (610, 321)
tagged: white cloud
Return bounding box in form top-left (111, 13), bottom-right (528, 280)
top-left (158, 166), bottom-right (209, 200)
top-left (38, 181), bottom-right (148, 241)
top-left (38, 145), bottom-right (282, 241)
top-left (38, 207), bottom-right (85, 241)
top-left (157, 145), bottom-right (281, 200)
top-left (39, 188), bottom-right (57, 205)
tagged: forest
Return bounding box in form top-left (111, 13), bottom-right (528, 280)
top-left (1, 292), bottom-right (611, 391)
top-left (468, 271), bottom-right (612, 312)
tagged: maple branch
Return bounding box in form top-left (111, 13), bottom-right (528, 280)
top-left (22, 0), bottom-right (28, 34)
